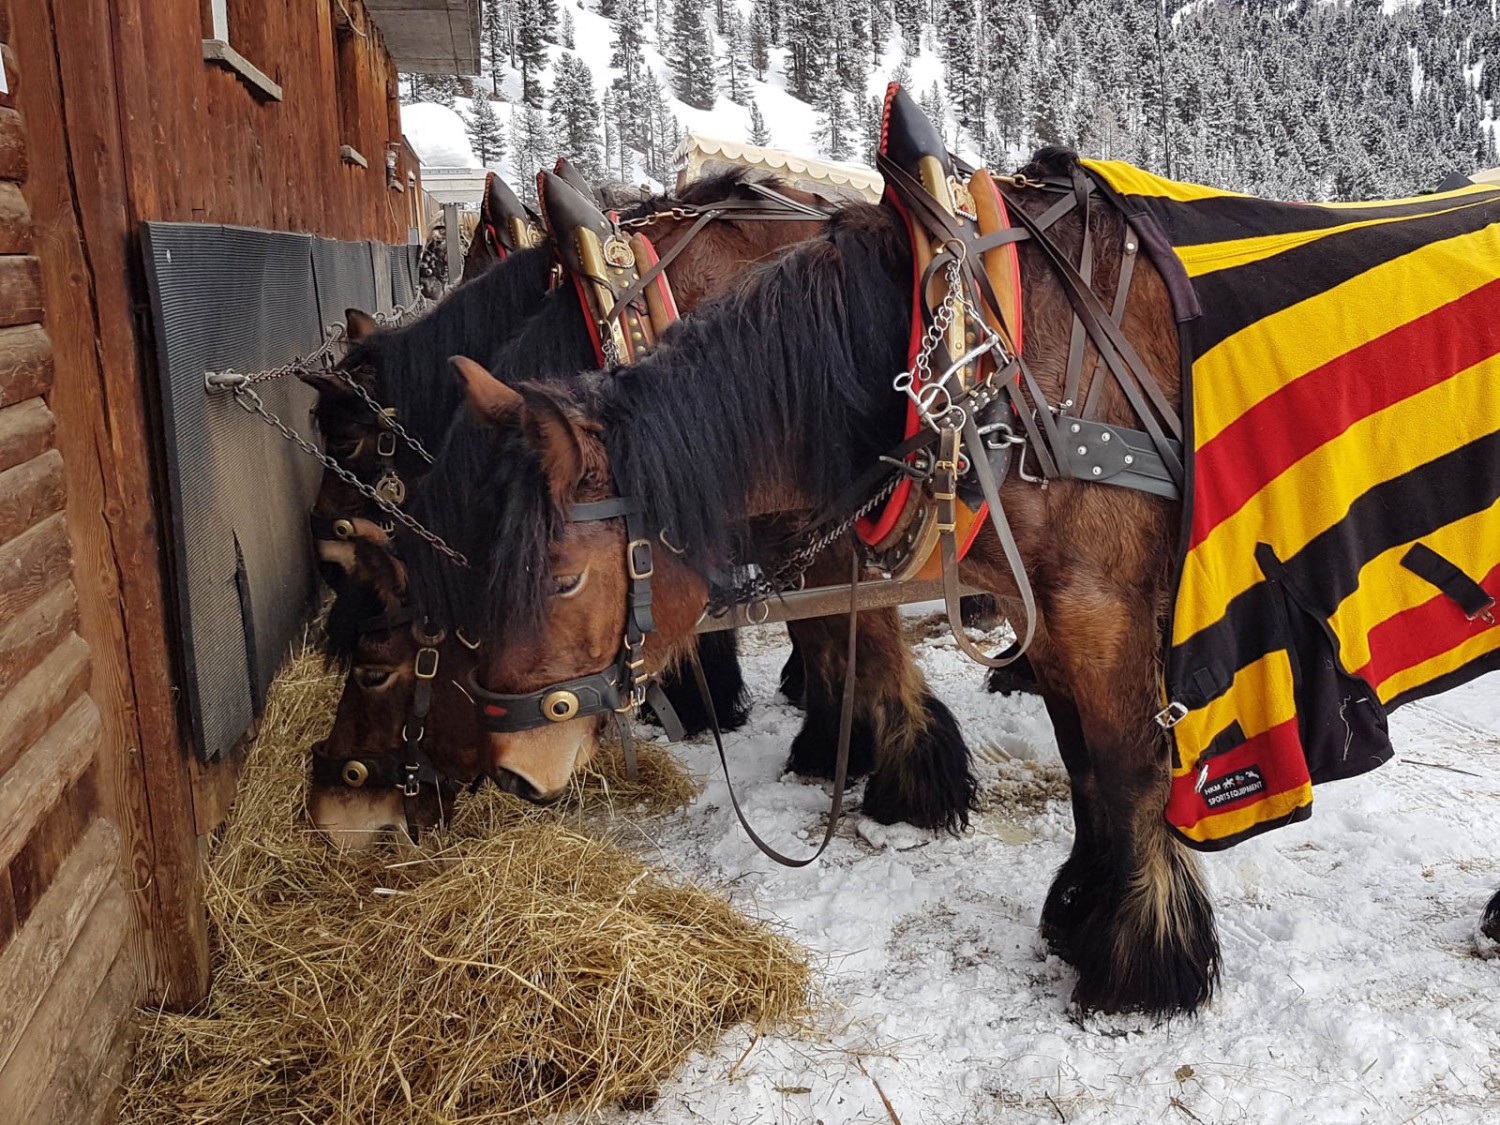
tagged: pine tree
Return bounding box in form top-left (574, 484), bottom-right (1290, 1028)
top-left (510, 104), bottom-right (554, 204)
top-left (750, 1), bottom-right (772, 79)
top-left (668, 0), bottom-right (718, 110)
top-left (515, 0), bottom-right (551, 107)
top-left (919, 80), bottom-right (945, 140)
top-left (862, 94), bottom-right (882, 163)
top-left (787, 0), bottom-right (835, 102)
top-left (466, 94), bottom-right (507, 165)
top-left (725, 12), bottom-right (752, 104)
top-left (481, 0), bottom-right (506, 95)
top-left (749, 98), bottom-right (771, 146)
top-left (641, 72), bottom-right (681, 182)
top-left (939, 0), bottom-right (982, 134)
top-left (549, 54), bottom-right (604, 182)
top-left (814, 78), bottom-right (853, 160)
top-left (560, 6), bottom-right (576, 50)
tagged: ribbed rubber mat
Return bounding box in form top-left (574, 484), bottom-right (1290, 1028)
top-left (141, 222), bottom-right (412, 762)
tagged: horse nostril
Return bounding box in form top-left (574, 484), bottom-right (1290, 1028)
top-left (493, 768), bottom-right (541, 802)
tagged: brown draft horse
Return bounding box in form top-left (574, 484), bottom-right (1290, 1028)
top-left (402, 148), bottom-right (1223, 1016)
top-left (312, 173), bottom-right (979, 847)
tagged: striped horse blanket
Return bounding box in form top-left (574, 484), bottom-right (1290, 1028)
top-left (1084, 161), bottom-right (1500, 849)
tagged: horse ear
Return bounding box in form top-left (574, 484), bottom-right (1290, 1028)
top-left (520, 394), bottom-right (586, 504)
top-left (345, 308), bottom-right (380, 341)
top-left (451, 355), bottom-right (524, 423)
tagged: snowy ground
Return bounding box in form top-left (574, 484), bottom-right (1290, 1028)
top-left (596, 617), bottom-right (1500, 1125)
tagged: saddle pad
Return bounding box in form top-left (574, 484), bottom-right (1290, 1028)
top-left (1085, 160), bottom-right (1500, 849)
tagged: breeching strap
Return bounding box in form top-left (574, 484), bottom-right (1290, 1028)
top-left (689, 535), bottom-right (862, 867)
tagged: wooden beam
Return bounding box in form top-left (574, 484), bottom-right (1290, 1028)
top-left (0, 633), bottom-right (91, 778)
top-left (0, 580), bottom-right (76, 698)
top-left (0, 323), bottom-right (52, 407)
top-left (0, 446), bottom-right (65, 543)
top-left (0, 397), bottom-right (54, 472)
top-left (38, 968), bottom-right (139, 1125)
top-left (0, 816), bottom-right (117, 1074)
top-left (0, 254), bottom-right (41, 327)
top-left (0, 510), bottom-right (71, 620)
top-left (0, 108), bottom-right (24, 183)
top-left (0, 693), bottom-right (101, 873)
top-left (16, 0), bottom-right (209, 1009)
top-left (0, 182), bottom-right (32, 254)
top-left (0, 884), bottom-right (129, 1124)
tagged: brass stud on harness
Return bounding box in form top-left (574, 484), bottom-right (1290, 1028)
top-left (374, 472), bottom-right (406, 506)
top-left (333, 518), bottom-right (355, 539)
top-left (341, 760), bottom-right (370, 788)
top-left (542, 690), bottom-right (580, 722)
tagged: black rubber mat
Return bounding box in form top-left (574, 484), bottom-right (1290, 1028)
top-left (141, 222), bottom-right (415, 761)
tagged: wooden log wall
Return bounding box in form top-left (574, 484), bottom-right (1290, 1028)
top-left (0, 6), bottom-right (142, 1122)
top-left (0, 0), bottom-right (428, 1117)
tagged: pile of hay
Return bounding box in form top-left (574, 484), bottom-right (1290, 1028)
top-left (120, 651), bottom-right (812, 1122)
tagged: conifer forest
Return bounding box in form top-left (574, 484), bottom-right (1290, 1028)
top-left (405, 0), bottom-right (1500, 203)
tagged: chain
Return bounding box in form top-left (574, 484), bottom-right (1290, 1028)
top-left (618, 205), bottom-right (697, 230)
top-left (329, 367), bottom-right (437, 465)
top-left (891, 259), bottom-right (1009, 434)
top-left (223, 384), bottom-right (471, 569)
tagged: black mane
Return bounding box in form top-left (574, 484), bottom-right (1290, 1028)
top-left (402, 202), bottom-right (915, 642)
top-left (325, 245), bottom-right (554, 446)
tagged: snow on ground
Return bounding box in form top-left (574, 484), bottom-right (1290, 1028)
top-left (597, 622), bottom-right (1500, 1124)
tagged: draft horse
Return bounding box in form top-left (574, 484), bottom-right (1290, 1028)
top-left (416, 108), bottom-right (1500, 1014)
top-left (312, 171), bottom-right (978, 846)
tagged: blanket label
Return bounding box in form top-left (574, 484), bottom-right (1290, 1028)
top-left (1201, 766), bottom-right (1266, 810)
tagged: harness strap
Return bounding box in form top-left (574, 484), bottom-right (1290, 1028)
top-left (1061, 169), bottom-right (1095, 412)
top-left (1001, 193), bottom-right (1185, 487)
top-left (689, 537), bottom-right (861, 867)
top-left (934, 419), bottom-right (1039, 668)
top-left (1082, 222), bottom-right (1140, 420)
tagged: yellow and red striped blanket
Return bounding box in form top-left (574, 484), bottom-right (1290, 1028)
top-left (1084, 161), bottom-right (1500, 849)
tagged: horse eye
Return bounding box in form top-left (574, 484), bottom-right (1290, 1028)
top-left (355, 667), bottom-right (393, 689)
top-left (553, 572), bottom-right (584, 597)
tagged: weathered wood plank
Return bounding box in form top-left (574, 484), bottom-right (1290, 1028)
top-left (0, 693), bottom-right (101, 874)
top-left (9, 765), bottom-right (96, 930)
top-left (0, 511), bottom-right (71, 626)
top-left (0, 868), bottom-right (15, 955)
top-left (0, 323), bottom-right (52, 408)
top-left (0, 255), bottom-right (41, 327)
top-left (0, 884), bottom-right (129, 1123)
top-left (0, 446), bottom-right (65, 544)
top-left (0, 632), bottom-right (90, 778)
top-left (0, 183), bottom-right (32, 254)
top-left (0, 108), bottom-right (24, 184)
top-left (15, 0), bottom-right (210, 1008)
top-left (40, 965), bottom-right (140, 1125)
top-left (0, 397), bottom-right (54, 472)
top-left (0, 816), bottom-right (117, 1074)
top-left (0, 580), bottom-right (75, 699)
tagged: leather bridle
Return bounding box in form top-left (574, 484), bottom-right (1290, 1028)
top-left (311, 608), bottom-right (473, 839)
top-left (464, 497), bottom-right (685, 783)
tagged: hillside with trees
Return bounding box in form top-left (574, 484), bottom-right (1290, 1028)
top-left (404, 0), bottom-right (1500, 202)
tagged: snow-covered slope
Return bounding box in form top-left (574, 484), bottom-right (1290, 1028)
top-left (401, 102), bottom-right (478, 168)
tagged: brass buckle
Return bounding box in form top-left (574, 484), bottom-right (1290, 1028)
top-left (542, 689), bottom-right (580, 722)
top-left (413, 646), bottom-right (440, 680)
top-left (455, 628), bottom-right (482, 651)
top-left (376, 431), bottom-right (399, 459)
top-left (627, 538), bottom-right (654, 580)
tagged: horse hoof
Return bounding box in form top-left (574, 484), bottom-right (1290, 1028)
top-left (787, 715), bottom-right (876, 781)
top-left (859, 693), bottom-right (976, 835)
top-left (985, 657), bottom-right (1040, 697)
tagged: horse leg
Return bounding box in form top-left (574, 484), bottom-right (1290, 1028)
top-left (1483, 891), bottom-right (1500, 942)
top-left (1045, 595), bottom-right (1219, 1016)
top-left (1033, 677), bottom-right (1114, 967)
top-left (778, 631), bottom-right (806, 708)
top-left (656, 630), bottom-right (751, 735)
top-left (786, 605), bottom-right (976, 834)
